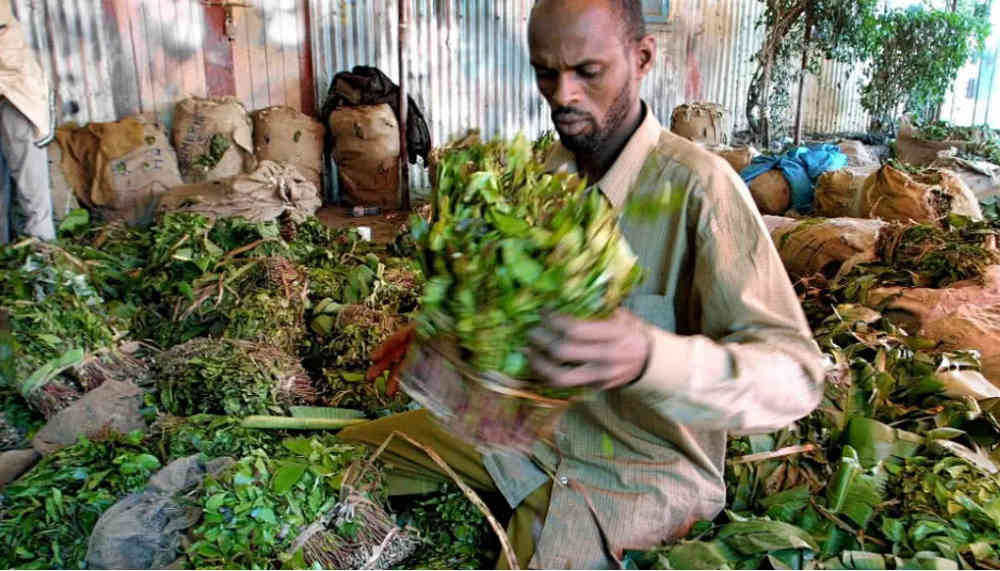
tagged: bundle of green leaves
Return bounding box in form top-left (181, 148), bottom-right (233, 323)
top-left (151, 413), bottom-right (290, 463)
top-left (411, 134), bottom-right (642, 393)
top-left (394, 484), bottom-right (498, 570)
top-left (0, 430), bottom-right (161, 570)
top-left (185, 434), bottom-right (367, 569)
top-left (156, 338), bottom-right (317, 417)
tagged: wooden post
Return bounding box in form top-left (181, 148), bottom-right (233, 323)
top-left (398, 0), bottom-right (410, 211)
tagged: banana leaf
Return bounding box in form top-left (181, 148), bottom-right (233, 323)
top-left (845, 417), bottom-right (923, 468)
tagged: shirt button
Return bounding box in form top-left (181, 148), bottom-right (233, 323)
top-left (558, 476), bottom-right (569, 485)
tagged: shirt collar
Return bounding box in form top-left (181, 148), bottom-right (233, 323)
top-left (542, 102), bottom-right (663, 208)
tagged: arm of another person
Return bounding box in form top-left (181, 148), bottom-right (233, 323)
top-left (528, 168), bottom-right (825, 434)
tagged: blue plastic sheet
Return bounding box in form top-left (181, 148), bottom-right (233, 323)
top-left (740, 144), bottom-right (847, 213)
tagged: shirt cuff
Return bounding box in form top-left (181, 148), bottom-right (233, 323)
top-left (621, 324), bottom-right (728, 405)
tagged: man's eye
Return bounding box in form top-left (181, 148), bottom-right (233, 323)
top-left (578, 66), bottom-right (602, 79)
top-left (534, 68), bottom-right (556, 81)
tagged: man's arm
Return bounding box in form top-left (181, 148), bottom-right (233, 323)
top-left (625, 168), bottom-right (825, 433)
top-left (529, 168), bottom-right (825, 434)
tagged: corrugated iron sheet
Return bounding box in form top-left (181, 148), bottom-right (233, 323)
top-left (13, 0), bottom-right (873, 194)
top-left (310, 0), bottom-right (869, 189)
top-left (11, 0), bottom-right (314, 129)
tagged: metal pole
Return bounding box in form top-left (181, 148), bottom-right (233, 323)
top-left (398, 0), bottom-right (410, 211)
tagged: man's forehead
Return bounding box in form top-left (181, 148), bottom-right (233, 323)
top-left (528, 0), bottom-right (624, 64)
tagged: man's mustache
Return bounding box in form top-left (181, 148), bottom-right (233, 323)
top-left (552, 107), bottom-right (593, 122)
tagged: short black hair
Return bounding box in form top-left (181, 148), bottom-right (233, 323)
top-left (615, 0), bottom-right (647, 43)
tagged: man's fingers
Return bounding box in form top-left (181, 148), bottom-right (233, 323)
top-left (545, 310), bottom-right (631, 343)
top-left (527, 348), bottom-right (613, 388)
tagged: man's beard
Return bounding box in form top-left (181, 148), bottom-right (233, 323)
top-left (552, 80), bottom-right (634, 155)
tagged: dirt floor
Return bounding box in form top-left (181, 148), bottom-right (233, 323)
top-left (316, 205), bottom-right (413, 244)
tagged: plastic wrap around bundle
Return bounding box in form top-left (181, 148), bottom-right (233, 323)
top-left (400, 338), bottom-right (572, 452)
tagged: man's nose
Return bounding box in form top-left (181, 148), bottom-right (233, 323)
top-left (550, 73), bottom-right (581, 108)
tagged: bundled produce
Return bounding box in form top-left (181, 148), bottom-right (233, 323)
top-left (411, 134), bottom-right (642, 388)
top-left (0, 430), bottom-right (162, 569)
top-left (151, 413), bottom-right (291, 463)
top-left (395, 483), bottom-right (500, 569)
top-left (172, 96), bottom-right (255, 183)
top-left (251, 105), bottom-right (325, 190)
top-left (930, 149), bottom-right (1000, 202)
top-left (184, 435), bottom-right (367, 568)
top-left (765, 216), bottom-right (885, 280)
top-left (156, 338), bottom-right (317, 417)
top-left (670, 102), bottom-right (730, 145)
top-left (860, 162), bottom-right (982, 224)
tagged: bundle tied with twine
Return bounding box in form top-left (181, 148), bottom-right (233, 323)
top-left (289, 431), bottom-right (520, 570)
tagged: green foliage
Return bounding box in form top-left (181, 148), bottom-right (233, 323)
top-left (193, 134), bottom-right (232, 172)
top-left (747, 0), bottom-right (877, 145)
top-left (0, 431), bottom-right (161, 570)
top-left (859, 3), bottom-right (990, 134)
top-left (152, 413), bottom-right (290, 463)
top-left (185, 435), bottom-right (366, 569)
top-left (414, 135), bottom-right (642, 389)
top-left (156, 338), bottom-right (314, 417)
top-left (395, 484), bottom-right (498, 570)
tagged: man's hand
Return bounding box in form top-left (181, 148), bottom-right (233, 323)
top-left (526, 308), bottom-right (653, 391)
top-left (367, 324), bottom-right (416, 396)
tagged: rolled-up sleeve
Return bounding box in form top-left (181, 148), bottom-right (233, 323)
top-left (622, 168), bottom-right (825, 434)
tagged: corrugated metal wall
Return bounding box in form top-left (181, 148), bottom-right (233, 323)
top-left (11, 0), bottom-right (316, 128)
top-left (310, 0), bottom-right (869, 181)
top-left (12, 0), bottom-right (870, 192)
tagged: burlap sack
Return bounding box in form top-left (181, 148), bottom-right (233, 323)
top-left (157, 160), bottom-right (321, 223)
top-left (748, 170), bottom-right (791, 215)
top-left (251, 106), bottom-right (325, 191)
top-left (103, 119), bottom-right (184, 224)
top-left (54, 116), bottom-right (182, 224)
top-left (86, 455), bottom-right (235, 570)
top-left (329, 104), bottom-right (400, 208)
top-left (838, 140), bottom-right (877, 168)
top-left (860, 164), bottom-right (983, 224)
top-left (930, 150), bottom-right (1000, 202)
top-left (670, 103), bottom-right (729, 145)
top-left (869, 265), bottom-right (1000, 386)
top-left (32, 380), bottom-right (146, 455)
top-left (895, 118), bottom-right (967, 167)
top-left (711, 144), bottom-right (759, 174)
top-left (172, 96), bottom-right (255, 183)
top-left (765, 216), bottom-right (886, 280)
top-left (813, 165), bottom-right (879, 218)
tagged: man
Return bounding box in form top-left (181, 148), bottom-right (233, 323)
top-left (0, 0), bottom-right (55, 244)
top-left (343, 0), bottom-right (824, 568)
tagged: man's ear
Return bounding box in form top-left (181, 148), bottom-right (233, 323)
top-left (635, 34), bottom-right (656, 79)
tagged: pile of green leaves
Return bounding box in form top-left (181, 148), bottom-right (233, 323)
top-left (394, 484), bottom-right (498, 570)
top-left (151, 414), bottom-right (290, 463)
top-left (411, 135), bottom-right (641, 392)
top-left (185, 434), bottom-right (367, 569)
top-left (156, 338), bottom-right (315, 417)
top-left (0, 431), bottom-right (161, 569)
top-left (839, 217), bottom-right (1000, 291)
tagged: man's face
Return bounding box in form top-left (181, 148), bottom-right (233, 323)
top-left (528, 1), bottom-right (646, 154)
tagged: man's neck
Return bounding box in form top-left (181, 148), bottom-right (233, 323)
top-left (574, 102), bottom-right (646, 183)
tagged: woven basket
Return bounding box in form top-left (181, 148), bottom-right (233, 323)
top-left (399, 338), bottom-right (570, 452)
